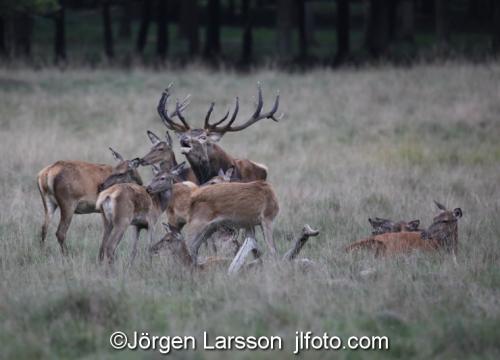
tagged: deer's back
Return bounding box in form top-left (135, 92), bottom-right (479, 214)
top-left (234, 159), bottom-right (268, 181)
top-left (190, 181), bottom-right (279, 224)
top-left (38, 160), bottom-right (112, 203)
top-left (374, 232), bottom-right (439, 255)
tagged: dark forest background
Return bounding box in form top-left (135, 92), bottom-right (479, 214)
top-left (1, 0), bottom-right (500, 68)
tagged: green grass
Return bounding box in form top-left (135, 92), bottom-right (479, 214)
top-left (0, 63), bottom-right (500, 359)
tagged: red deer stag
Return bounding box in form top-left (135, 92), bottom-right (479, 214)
top-left (157, 83), bottom-right (282, 184)
top-left (96, 162), bottom-right (187, 265)
top-left (37, 148), bottom-right (142, 255)
top-left (346, 202), bottom-right (462, 263)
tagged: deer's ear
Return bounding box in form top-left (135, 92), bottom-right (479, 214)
top-left (225, 167), bottom-right (234, 181)
top-left (218, 168), bottom-right (225, 177)
top-left (162, 222), bottom-right (172, 233)
top-left (109, 147), bottom-right (124, 162)
top-left (165, 131), bottom-right (173, 147)
top-left (434, 201), bottom-right (447, 211)
top-left (151, 164), bottom-right (161, 176)
top-left (207, 132), bottom-right (223, 142)
top-left (453, 208), bottom-right (463, 218)
top-left (147, 130), bottom-right (161, 145)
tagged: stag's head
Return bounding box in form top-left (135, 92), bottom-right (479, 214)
top-left (156, 83), bottom-right (283, 160)
top-left (369, 217), bottom-right (421, 235)
top-left (145, 161), bottom-right (188, 195)
top-left (139, 130), bottom-right (176, 170)
top-left (423, 201), bottom-right (463, 253)
top-left (149, 223), bottom-right (184, 255)
top-left (98, 148), bottom-right (142, 192)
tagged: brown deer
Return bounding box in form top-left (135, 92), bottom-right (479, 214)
top-left (139, 130), bottom-right (199, 184)
top-left (157, 83), bottom-right (282, 184)
top-left (183, 180), bottom-right (280, 262)
top-left (37, 148), bottom-right (142, 255)
top-left (346, 202), bottom-right (462, 263)
top-left (368, 217), bottom-right (421, 235)
top-left (96, 162), bottom-right (188, 265)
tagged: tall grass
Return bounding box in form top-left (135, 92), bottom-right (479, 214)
top-left (0, 63), bottom-right (499, 359)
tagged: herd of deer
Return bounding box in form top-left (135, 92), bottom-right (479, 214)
top-left (36, 83), bottom-right (463, 274)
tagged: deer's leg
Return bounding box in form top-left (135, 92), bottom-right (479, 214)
top-left (40, 195), bottom-right (57, 245)
top-left (55, 201), bottom-right (76, 256)
top-left (128, 226), bottom-right (141, 267)
top-left (98, 214), bottom-right (112, 263)
top-left (105, 222), bottom-right (128, 265)
top-left (261, 219), bottom-right (277, 257)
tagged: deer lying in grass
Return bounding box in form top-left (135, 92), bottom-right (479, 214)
top-left (140, 130), bottom-right (199, 184)
top-left (346, 202), bottom-right (463, 262)
top-left (157, 83), bottom-right (281, 184)
top-left (37, 148), bottom-right (142, 255)
top-left (150, 223), bottom-right (319, 273)
top-left (369, 217), bottom-right (421, 235)
top-left (96, 162), bottom-right (187, 265)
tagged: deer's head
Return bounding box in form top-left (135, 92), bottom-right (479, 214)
top-left (98, 148), bottom-right (142, 192)
top-left (423, 201), bottom-right (463, 252)
top-left (139, 130), bottom-right (176, 170)
top-left (157, 83), bottom-right (282, 163)
top-left (369, 217), bottom-right (421, 235)
top-left (145, 161), bottom-right (188, 195)
top-left (149, 223), bottom-right (184, 255)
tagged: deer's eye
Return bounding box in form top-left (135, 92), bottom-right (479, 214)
top-left (199, 135), bottom-right (207, 140)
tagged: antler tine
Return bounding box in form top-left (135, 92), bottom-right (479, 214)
top-left (204, 102), bottom-right (215, 129)
top-left (175, 98), bottom-right (190, 129)
top-left (205, 84), bottom-right (281, 134)
top-left (157, 84), bottom-right (190, 132)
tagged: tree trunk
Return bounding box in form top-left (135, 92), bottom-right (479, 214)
top-left (335, 0), bottom-right (350, 64)
top-left (102, 1), bottom-right (114, 59)
top-left (241, 0), bottom-right (253, 64)
top-left (204, 0), bottom-right (221, 59)
top-left (435, 0), bottom-right (449, 45)
top-left (296, 0), bottom-right (307, 61)
top-left (13, 13), bottom-right (33, 58)
top-left (157, 0), bottom-right (168, 59)
top-left (54, 6), bottom-right (66, 64)
top-left (493, 1), bottom-right (500, 53)
top-left (118, 0), bottom-right (132, 39)
top-left (136, 0), bottom-right (152, 54)
top-left (365, 0), bottom-right (391, 58)
top-left (180, 0), bottom-right (200, 56)
top-left (276, 0), bottom-right (293, 60)
top-left (0, 17), bottom-right (6, 57)
top-left (398, 0), bottom-right (415, 43)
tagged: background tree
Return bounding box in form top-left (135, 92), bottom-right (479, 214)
top-left (364, 0), bottom-right (391, 58)
top-left (136, 0), bottom-right (152, 54)
top-left (276, 0), bottom-right (293, 60)
top-left (204, 0), bottom-right (221, 59)
top-left (296, 0), bottom-right (307, 62)
top-left (335, 0), bottom-right (350, 64)
top-left (157, 0), bottom-right (169, 60)
top-left (241, 0), bottom-right (253, 65)
top-left (179, 0), bottom-right (199, 56)
top-left (118, 0), bottom-right (132, 39)
top-left (53, 0), bottom-right (66, 63)
top-left (102, 0), bottom-right (114, 59)
top-left (435, 0), bottom-right (450, 46)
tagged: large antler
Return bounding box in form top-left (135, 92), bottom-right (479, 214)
top-left (157, 83), bottom-right (191, 132)
top-left (204, 83), bottom-right (283, 134)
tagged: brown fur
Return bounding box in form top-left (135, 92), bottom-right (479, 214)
top-left (37, 159), bottom-right (141, 255)
top-left (346, 204), bottom-right (462, 259)
top-left (185, 180), bottom-right (280, 260)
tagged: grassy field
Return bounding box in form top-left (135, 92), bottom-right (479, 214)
top-left (0, 63), bottom-right (500, 359)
